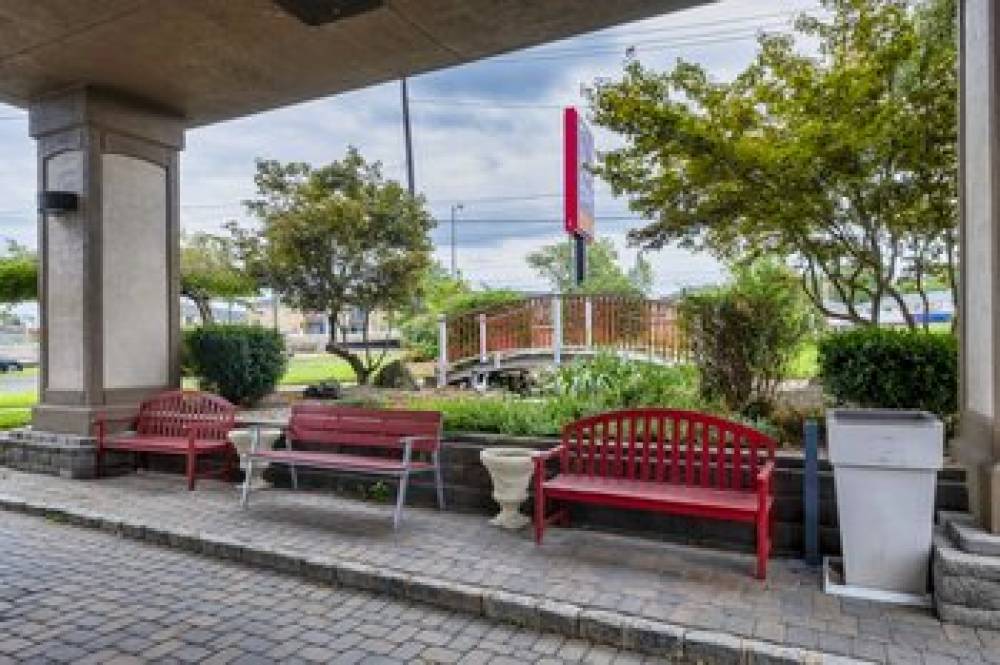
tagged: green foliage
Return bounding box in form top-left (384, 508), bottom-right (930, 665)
top-left (236, 147), bottom-right (434, 383)
top-left (280, 354), bottom-right (362, 385)
top-left (183, 324), bottom-right (288, 406)
top-left (526, 238), bottom-right (652, 295)
top-left (180, 232), bottom-right (258, 324)
top-left (818, 327), bottom-right (957, 419)
top-left (409, 355), bottom-right (703, 437)
top-left (400, 265), bottom-right (521, 361)
top-left (679, 261), bottom-right (816, 415)
top-left (0, 241), bottom-right (37, 304)
top-left (589, 0), bottom-right (958, 328)
top-left (0, 409), bottom-right (31, 431)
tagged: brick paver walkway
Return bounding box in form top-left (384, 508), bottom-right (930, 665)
top-left (0, 469), bottom-right (997, 664)
top-left (0, 511), bottom-right (673, 664)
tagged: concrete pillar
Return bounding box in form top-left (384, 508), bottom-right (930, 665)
top-left (957, 0), bottom-right (1000, 534)
top-left (29, 87), bottom-right (183, 437)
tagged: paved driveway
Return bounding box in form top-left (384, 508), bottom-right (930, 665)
top-left (0, 511), bottom-right (673, 664)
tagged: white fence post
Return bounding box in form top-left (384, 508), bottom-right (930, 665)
top-left (585, 297), bottom-right (593, 349)
top-left (552, 295), bottom-right (562, 366)
top-left (437, 314), bottom-right (447, 388)
top-left (478, 313), bottom-right (488, 363)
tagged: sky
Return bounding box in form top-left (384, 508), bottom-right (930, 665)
top-left (0, 0), bottom-right (820, 297)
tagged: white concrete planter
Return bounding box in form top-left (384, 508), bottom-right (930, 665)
top-left (827, 409), bottom-right (943, 599)
top-left (480, 447), bottom-right (535, 530)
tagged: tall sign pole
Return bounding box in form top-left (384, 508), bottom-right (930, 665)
top-left (401, 77), bottom-right (415, 195)
top-left (564, 107), bottom-right (595, 287)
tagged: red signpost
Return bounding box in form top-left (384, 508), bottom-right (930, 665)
top-left (564, 107), bottom-right (595, 286)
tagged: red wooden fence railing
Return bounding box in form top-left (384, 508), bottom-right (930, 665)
top-left (442, 294), bottom-right (688, 370)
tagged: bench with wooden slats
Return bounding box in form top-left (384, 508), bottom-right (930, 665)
top-left (240, 403), bottom-right (445, 528)
top-left (534, 409), bottom-right (777, 579)
top-left (93, 391), bottom-right (238, 490)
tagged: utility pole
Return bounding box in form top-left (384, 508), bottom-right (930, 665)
top-left (450, 203), bottom-right (464, 276)
top-left (401, 77), bottom-right (415, 196)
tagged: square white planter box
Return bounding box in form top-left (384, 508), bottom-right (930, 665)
top-left (827, 409), bottom-right (943, 598)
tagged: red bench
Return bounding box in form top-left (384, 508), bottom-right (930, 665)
top-left (93, 391), bottom-right (238, 490)
top-left (534, 409), bottom-right (777, 579)
top-left (241, 403), bottom-right (445, 529)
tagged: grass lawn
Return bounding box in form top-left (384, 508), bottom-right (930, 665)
top-left (279, 352), bottom-right (399, 385)
top-left (0, 390), bottom-right (36, 409)
top-left (788, 341), bottom-right (819, 380)
top-left (0, 390), bottom-right (35, 430)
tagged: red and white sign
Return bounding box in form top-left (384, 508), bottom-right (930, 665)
top-left (564, 107), bottom-right (595, 239)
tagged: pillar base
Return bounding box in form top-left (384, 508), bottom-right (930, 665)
top-left (0, 428), bottom-right (132, 479)
top-left (31, 403), bottom-right (138, 438)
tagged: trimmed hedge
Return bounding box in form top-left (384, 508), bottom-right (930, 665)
top-left (184, 324), bottom-right (287, 406)
top-left (818, 327), bottom-right (957, 419)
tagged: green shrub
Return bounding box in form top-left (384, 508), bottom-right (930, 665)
top-left (818, 327), bottom-right (958, 419)
top-left (184, 324), bottom-right (287, 406)
top-left (679, 261), bottom-right (815, 416)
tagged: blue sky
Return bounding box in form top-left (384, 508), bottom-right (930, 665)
top-left (0, 0), bottom-right (819, 296)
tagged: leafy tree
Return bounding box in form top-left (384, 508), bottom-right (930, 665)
top-left (526, 237), bottom-right (653, 295)
top-left (589, 0), bottom-right (957, 329)
top-left (180, 232), bottom-right (258, 324)
top-left (399, 264), bottom-right (521, 361)
top-left (240, 148), bottom-right (434, 384)
top-left (0, 241), bottom-right (37, 305)
top-left (679, 261), bottom-right (817, 416)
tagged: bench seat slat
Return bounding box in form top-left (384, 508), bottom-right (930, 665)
top-left (542, 475), bottom-right (768, 521)
top-left (250, 450), bottom-right (434, 475)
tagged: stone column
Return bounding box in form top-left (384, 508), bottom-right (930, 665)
top-left (957, 0), bottom-right (1000, 534)
top-left (29, 87), bottom-right (183, 438)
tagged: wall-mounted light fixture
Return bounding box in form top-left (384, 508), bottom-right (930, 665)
top-left (38, 191), bottom-right (79, 215)
top-left (274, 0), bottom-right (384, 27)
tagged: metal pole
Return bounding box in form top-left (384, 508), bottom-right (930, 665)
top-left (804, 419), bottom-right (821, 566)
top-left (401, 77), bottom-right (415, 196)
top-left (574, 235), bottom-right (587, 287)
top-left (552, 295), bottom-right (562, 366)
top-left (437, 314), bottom-right (447, 388)
top-left (479, 313), bottom-right (487, 363)
top-left (450, 203), bottom-right (463, 276)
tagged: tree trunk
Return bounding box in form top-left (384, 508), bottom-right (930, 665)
top-left (325, 313), bottom-right (370, 385)
top-left (194, 297), bottom-right (214, 325)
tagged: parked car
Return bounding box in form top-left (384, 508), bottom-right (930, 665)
top-left (0, 358), bottom-right (24, 372)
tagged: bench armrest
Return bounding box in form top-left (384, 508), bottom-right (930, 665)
top-left (533, 444), bottom-right (566, 475)
top-left (756, 459), bottom-right (776, 492)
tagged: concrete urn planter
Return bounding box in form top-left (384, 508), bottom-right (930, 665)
top-left (228, 428), bottom-right (282, 486)
top-left (480, 447), bottom-right (535, 529)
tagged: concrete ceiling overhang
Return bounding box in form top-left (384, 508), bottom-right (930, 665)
top-left (0, 0), bottom-right (709, 127)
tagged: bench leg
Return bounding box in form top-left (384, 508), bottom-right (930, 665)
top-left (393, 471), bottom-right (410, 530)
top-left (534, 487), bottom-right (545, 545)
top-left (290, 464), bottom-right (299, 491)
top-left (187, 451), bottom-right (197, 491)
top-left (95, 447), bottom-right (104, 479)
top-left (433, 451), bottom-right (446, 510)
top-left (756, 508), bottom-right (770, 581)
top-left (241, 457), bottom-right (253, 508)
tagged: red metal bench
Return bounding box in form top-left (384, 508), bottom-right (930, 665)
top-left (534, 408), bottom-right (777, 579)
top-left (93, 390), bottom-right (238, 490)
top-left (241, 403), bottom-right (445, 529)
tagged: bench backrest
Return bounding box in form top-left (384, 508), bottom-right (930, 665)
top-left (561, 409), bottom-right (776, 492)
top-left (135, 390), bottom-right (236, 440)
top-left (288, 403), bottom-right (443, 454)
